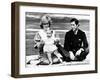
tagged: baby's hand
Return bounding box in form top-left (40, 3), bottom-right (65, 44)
top-left (54, 40), bottom-right (59, 45)
top-left (55, 39), bottom-right (60, 43)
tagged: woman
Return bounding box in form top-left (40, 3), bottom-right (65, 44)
top-left (34, 14), bottom-right (61, 65)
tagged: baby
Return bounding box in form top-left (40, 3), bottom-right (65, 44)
top-left (43, 30), bottom-right (62, 65)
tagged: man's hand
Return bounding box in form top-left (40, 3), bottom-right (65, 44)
top-left (76, 48), bottom-right (84, 56)
top-left (69, 51), bottom-right (75, 60)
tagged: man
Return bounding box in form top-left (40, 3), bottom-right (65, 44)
top-left (64, 18), bottom-right (89, 61)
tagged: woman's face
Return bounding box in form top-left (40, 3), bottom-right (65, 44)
top-left (42, 23), bottom-right (50, 31)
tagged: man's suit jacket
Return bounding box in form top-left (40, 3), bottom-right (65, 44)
top-left (64, 29), bottom-right (88, 54)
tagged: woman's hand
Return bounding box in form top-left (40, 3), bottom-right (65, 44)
top-left (40, 40), bottom-right (45, 45)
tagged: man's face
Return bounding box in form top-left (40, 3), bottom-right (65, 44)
top-left (70, 21), bottom-right (78, 31)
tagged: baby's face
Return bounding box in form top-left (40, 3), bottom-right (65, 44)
top-left (47, 31), bottom-right (52, 38)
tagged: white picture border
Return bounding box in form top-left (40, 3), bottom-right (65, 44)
top-left (19, 5), bottom-right (95, 75)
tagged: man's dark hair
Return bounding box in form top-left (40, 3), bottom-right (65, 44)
top-left (70, 18), bottom-right (79, 25)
